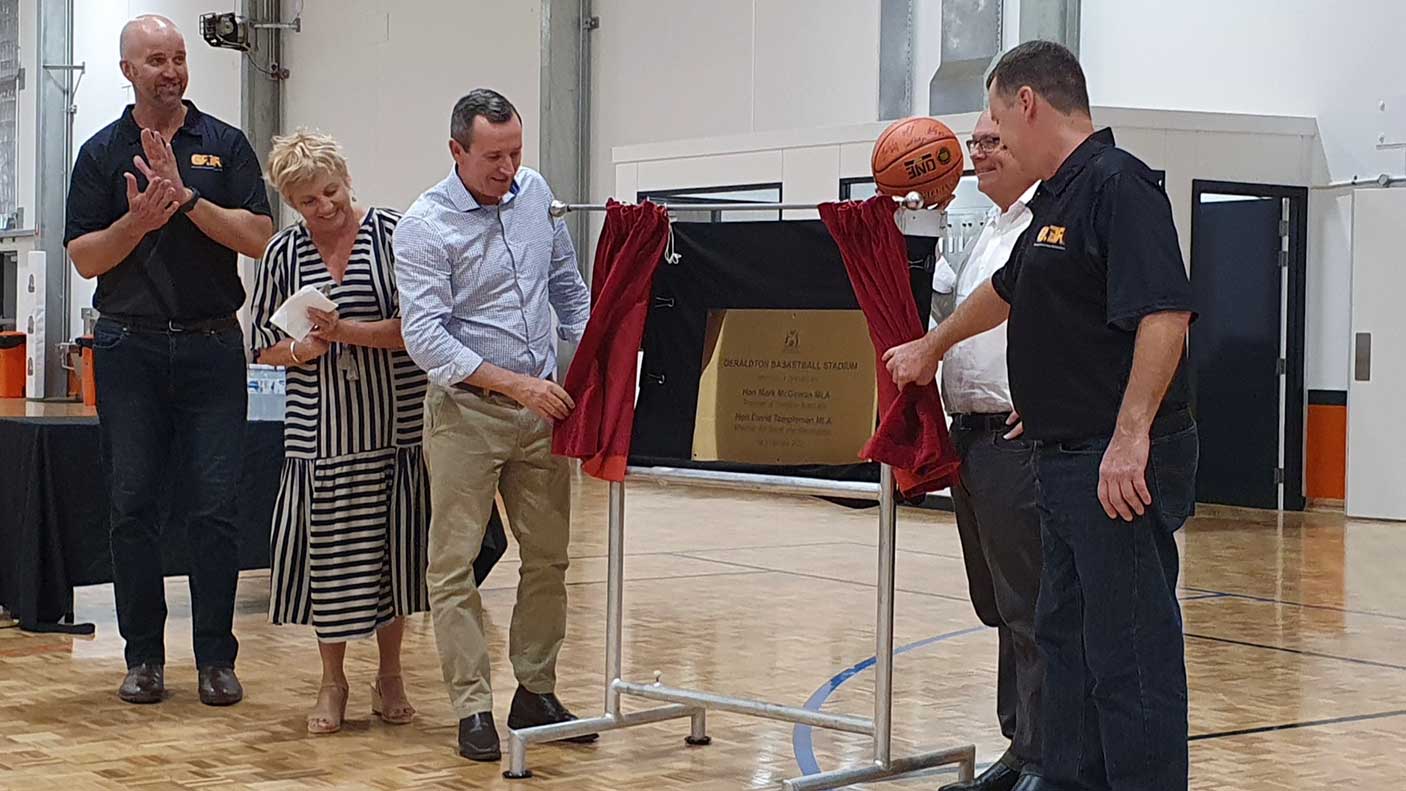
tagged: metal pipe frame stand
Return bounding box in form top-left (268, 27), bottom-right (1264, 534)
top-left (505, 465), bottom-right (975, 789)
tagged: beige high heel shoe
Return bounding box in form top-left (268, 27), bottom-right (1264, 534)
top-left (370, 675), bottom-right (416, 725)
top-left (307, 683), bottom-right (350, 734)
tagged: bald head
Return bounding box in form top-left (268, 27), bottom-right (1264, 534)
top-left (119, 15), bottom-right (188, 114)
top-left (119, 15), bottom-right (181, 60)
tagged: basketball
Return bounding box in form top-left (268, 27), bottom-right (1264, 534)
top-left (871, 116), bottom-right (964, 207)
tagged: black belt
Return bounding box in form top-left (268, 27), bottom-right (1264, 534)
top-left (453, 374), bottom-right (555, 402)
top-left (949, 412), bottom-right (1013, 432)
top-left (100, 315), bottom-right (240, 334)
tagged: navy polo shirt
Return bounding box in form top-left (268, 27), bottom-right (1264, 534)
top-left (64, 101), bottom-right (272, 321)
top-left (991, 128), bottom-right (1195, 442)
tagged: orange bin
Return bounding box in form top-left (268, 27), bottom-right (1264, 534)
top-left (0, 331), bottom-right (25, 398)
top-left (76, 335), bottom-right (96, 407)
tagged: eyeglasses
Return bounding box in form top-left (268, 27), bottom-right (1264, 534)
top-left (966, 136), bottom-right (1002, 155)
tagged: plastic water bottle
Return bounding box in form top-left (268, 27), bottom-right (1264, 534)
top-left (246, 364), bottom-right (286, 421)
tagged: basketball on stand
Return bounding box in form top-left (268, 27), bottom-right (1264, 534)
top-left (871, 116), bottom-right (964, 208)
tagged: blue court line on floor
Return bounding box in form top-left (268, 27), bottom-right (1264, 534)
top-left (1178, 592), bottom-right (1230, 602)
top-left (792, 625), bottom-right (985, 778)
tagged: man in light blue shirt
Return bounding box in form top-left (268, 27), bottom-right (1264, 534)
top-left (394, 88), bottom-right (593, 763)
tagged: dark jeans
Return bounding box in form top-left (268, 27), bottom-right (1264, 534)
top-left (949, 422), bottom-right (1044, 770)
top-left (1033, 413), bottom-right (1198, 791)
top-left (93, 317), bottom-right (247, 670)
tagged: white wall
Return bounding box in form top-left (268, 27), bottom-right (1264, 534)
top-left (282, 0), bottom-right (542, 217)
top-left (1079, 0), bottom-right (1406, 391)
top-left (66, 0), bottom-right (242, 333)
top-left (589, 0), bottom-right (886, 258)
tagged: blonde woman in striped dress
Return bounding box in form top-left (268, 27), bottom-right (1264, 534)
top-left (249, 130), bottom-right (429, 734)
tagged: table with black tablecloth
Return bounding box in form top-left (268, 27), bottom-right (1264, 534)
top-left (0, 414), bottom-right (283, 630)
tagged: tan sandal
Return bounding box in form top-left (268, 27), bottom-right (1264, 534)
top-left (306, 684), bottom-right (350, 734)
top-left (370, 674), bottom-right (416, 725)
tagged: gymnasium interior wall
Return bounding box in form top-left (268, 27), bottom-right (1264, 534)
top-left (281, 1), bottom-right (543, 216)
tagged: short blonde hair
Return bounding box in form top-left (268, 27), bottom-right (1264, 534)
top-left (266, 129), bottom-right (350, 198)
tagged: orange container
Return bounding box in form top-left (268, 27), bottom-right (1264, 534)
top-left (76, 335), bottom-right (96, 407)
top-left (0, 331), bottom-right (25, 398)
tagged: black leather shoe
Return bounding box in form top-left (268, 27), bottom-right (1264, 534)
top-left (1011, 771), bottom-right (1061, 791)
top-left (197, 666), bottom-right (244, 706)
top-left (940, 760), bottom-right (1021, 791)
top-left (458, 712), bottom-right (502, 762)
top-left (506, 686), bottom-right (598, 743)
top-left (118, 663), bottom-right (165, 704)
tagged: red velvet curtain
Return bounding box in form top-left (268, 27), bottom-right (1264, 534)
top-left (819, 196), bottom-right (961, 497)
top-left (552, 200), bottom-right (671, 480)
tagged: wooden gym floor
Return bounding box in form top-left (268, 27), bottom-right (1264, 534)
top-left (2, 469), bottom-right (1404, 789)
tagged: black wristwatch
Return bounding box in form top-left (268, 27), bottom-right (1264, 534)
top-left (178, 186), bottom-right (201, 214)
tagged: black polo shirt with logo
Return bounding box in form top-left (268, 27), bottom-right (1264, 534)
top-left (991, 128), bottom-right (1194, 442)
top-left (64, 101), bottom-right (272, 321)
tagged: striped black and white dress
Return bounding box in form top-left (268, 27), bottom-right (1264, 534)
top-left (249, 207), bottom-right (430, 642)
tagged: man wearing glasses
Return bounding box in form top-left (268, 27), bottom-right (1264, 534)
top-left (934, 110), bottom-right (1045, 791)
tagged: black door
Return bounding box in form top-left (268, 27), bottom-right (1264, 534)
top-left (1189, 192), bottom-right (1285, 509)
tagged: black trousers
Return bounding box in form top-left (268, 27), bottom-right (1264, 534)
top-left (93, 318), bottom-right (246, 670)
top-left (1033, 414), bottom-right (1197, 791)
top-left (949, 421), bottom-right (1044, 770)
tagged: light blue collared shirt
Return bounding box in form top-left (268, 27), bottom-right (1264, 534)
top-left (394, 166), bottom-right (590, 387)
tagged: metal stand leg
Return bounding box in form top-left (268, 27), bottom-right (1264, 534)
top-left (605, 480), bottom-right (625, 718)
top-left (504, 465), bottom-right (971, 787)
top-left (686, 709), bottom-right (712, 746)
top-left (874, 463), bottom-right (896, 768)
top-left (506, 479), bottom-right (701, 779)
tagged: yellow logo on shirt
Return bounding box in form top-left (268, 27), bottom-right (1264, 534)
top-left (1035, 224), bottom-right (1066, 248)
top-left (191, 153), bottom-right (223, 170)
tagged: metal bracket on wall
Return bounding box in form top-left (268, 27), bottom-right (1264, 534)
top-left (40, 62), bottom-right (84, 113)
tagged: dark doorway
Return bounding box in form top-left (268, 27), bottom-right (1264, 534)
top-left (1189, 181), bottom-right (1307, 511)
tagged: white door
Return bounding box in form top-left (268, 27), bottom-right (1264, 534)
top-left (1347, 188), bottom-right (1406, 520)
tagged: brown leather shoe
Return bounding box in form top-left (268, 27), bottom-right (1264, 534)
top-left (506, 687), bottom-right (598, 743)
top-left (458, 712), bottom-right (502, 762)
top-left (198, 666), bottom-right (243, 706)
top-left (118, 663), bottom-right (165, 704)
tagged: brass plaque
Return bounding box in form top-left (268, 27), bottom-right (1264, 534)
top-left (692, 309), bottom-right (878, 465)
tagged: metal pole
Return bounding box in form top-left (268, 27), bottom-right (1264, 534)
top-left (782, 745), bottom-right (977, 791)
top-left (550, 192), bottom-right (927, 217)
top-left (605, 479), bottom-right (625, 717)
top-left (626, 465), bottom-right (882, 501)
top-left (614, 680), bottom-right (874, 735)
top-left (873, 463), bottom-right (897, 767)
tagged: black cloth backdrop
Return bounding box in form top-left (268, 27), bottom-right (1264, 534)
top-left (0, 416), bottom-right (281, 626)
top-left (629, 220), bottom-right (937, 481)
top-left (0, 416), bottom-right (509, 629)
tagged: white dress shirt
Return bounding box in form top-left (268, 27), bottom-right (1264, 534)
top-left (938, 182), bottom-right (1038, 415)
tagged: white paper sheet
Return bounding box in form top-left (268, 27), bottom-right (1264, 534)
top-left (270, 284), bottom-right (338, 341)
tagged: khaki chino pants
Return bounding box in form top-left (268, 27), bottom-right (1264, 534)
top-left (423, 385), bottom-right (572, 717)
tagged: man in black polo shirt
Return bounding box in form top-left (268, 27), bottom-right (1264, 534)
top-left (64, 15), bottom-right (273, 707)
top-left (885, 41), bottom-right (1197, 791)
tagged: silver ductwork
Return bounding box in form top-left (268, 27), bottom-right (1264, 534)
top-left (928, 0), bottom-right (1002, 115)
top-left (878, 0), bottom-right (1084, 120)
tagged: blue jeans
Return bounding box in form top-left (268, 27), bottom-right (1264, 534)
top-left (93, 317), bottom-right (247, 669)
top-left (1033, 413), bottom-right (1198, 791)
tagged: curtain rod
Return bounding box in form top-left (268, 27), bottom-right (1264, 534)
top-left (548, 192), bottom-right (927, 218)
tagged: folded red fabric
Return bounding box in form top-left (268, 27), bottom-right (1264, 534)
top-left (551, 200), bottom-right (671, 480)
top-left (819, 196), bottom-right (961, 497)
